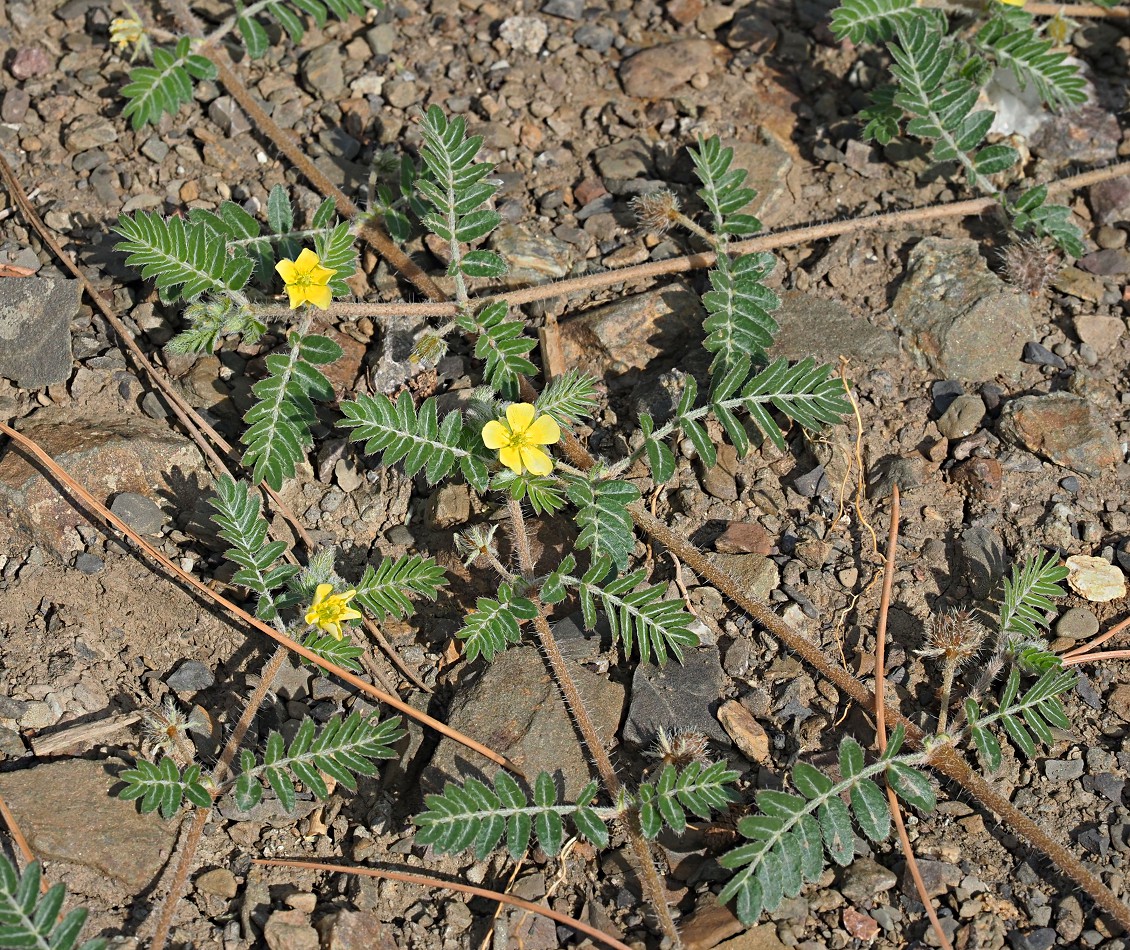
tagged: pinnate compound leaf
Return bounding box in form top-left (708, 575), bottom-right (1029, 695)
top-left (0, 856), bottom-right (106, 950)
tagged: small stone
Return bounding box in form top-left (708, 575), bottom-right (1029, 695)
top-left (196, 867), bottom-right (238, 899)
top-left (725, 10), bottom-right (778, 54)
top-left (1007, 928), bottom-right (1056, 950)
top-left (1065, 554), bottom-right (1126, 603)
top-left (1, 89), bottom-right (31, 123)
top-left (1073, 314), bottom-right (1124, 354)
top-left (9, 47), bottom-right (52, 80)
top-left (666, 0), bottom-right (704, 26)
top-left (713, 521), bottom-right (771, 555)
top-left (842, 906), bottom-right (880, 942)
top-left (936, 394), bottom-right (985, 439)
top-left (717, 699), bottom-right (770, 763)
top-left (74, 552), bottom-right (104, 575)
top-left (207, 95), bottom-right (251, 137)
top-left (167, 660), bottom-right (215, 694)
top-left (949, 457), bottom-right (1002, 503)
top-left (1089, 176), bottom-right (1130, 226)
top-left (1022, 341), bottom-right (1066, 369)
top-left (1044, 758), bottom-right (1085, 782)
top-left (333, 457), bottom-right (363, 493)
top-left (264, 909), bottom-right (320, 950)
top-left (998, 392), bottom-right (1121, 476)
top-left (958, 526), bottom-right (1006, 600)
top-left (109, 491), bottom-right (166, 535)
top-left (1078, 248), bottom-right (1130, 276)
top-left (575, 24), bottom-right (614, 52)
top-left (840, 858), bottom-right (898, 903)
top-left (903, 859), bottom-right (960, 899)
top-left (300, 45), bottom-right (345, 99)
top-left (498, 16), bottom-right (548, 55)
top-left (364, 23), bottom-right (396, 56)
top-left (426, 484), bottom-right (471, 528)
top-left (792, 464), bottom-right (828, 498)
top-left (542, 0), bottom-right (583, 18)
top-left (0, 275), bottom-right (79, 388)
top-left (285, 892), bottom-right (318, 913)
top-left (619, 39), bottom-right (727, 99)
top-left (1109, 685), bottom-right (1130, 722)
top-left (1055, 606), bottom-right (1100, 641)
top-left (383, 79), bottom-right (420, 109)
top-left (318, 910), bottom-right (399, 950)
top-left (709, 553), bottom-right (779, 602)
top-left (624, 646), bottom-right (728, 746)
top-left (62, 114), bottom-right (117, 152)
top-left (593, 139), bottom-right (652, 182)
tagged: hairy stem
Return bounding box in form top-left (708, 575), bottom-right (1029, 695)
top-left (507, 497), bottom-right (536, 580)
top-left (935, 659), bottom-right (957, 736)
top-left (149, 645), bottom-right (289, 950)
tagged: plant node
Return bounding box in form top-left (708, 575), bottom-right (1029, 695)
top-left (999, 237), bottom-right (1061, 297)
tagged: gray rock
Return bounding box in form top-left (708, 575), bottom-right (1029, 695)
top-left (575, 24), bottom-right (614, 52)
top-left (2, 758), bottom-right (177, 889)
top-left (74, 552), bottom-right (104, 574)
top-left (1089, 176), bottom-right (1130, 227)
top-left (0, 275), bottom-right (79, 388)
top-left (333, 457), bottom-right (363, 493)
top-left (167, 659), bottom-right (215, 694)
top-left (623, 646), bottom-right (728, 746)
top-left (902, 858), bottom-right (960, 898)
top-left (383, 78), bottom-right (420, 110)
top-left (1021, 341), bottom-right (1066, 369)
top-left (365, 23), bottom-right (396, 56)
top-left (890, 238), bottom-right (1035, 381)
top-left (1007, 928), bottom-right (1056, 950)
top-left (542, 0), bottom-right (583, 18)
top-left (1030, 106), bottom-right (1120, 169)
top-left (499, 16), bottom-right (548, 55)
top-left (62, 114), bottom-right (117, 152)
top-left (723, 137), bottom-right (794, 228)
top-left (558, 281), bottom-right (705, 381)
top-left (998, 392), bottom-right (1121, 476)
top-left (0, 409), bottom-right (210, 556)
top-left (958, 526), bottom-right (1006, 600)
top-left (1055, 606), bottom-right (1099, 641)
top-left (426, 483), bottom-right (471, 528)
top-left (140, 136), bottom-right (169, 162)
top-left (708, 553), bottom-right (779, 602)
top-left (1044, 758), bottom-right (1084, 782)
top-left (109, 491), bottom-right (166, 535)
top-left (0, 695), bottom-right (30, 719)
top-left (840, 857), bottom-right (898, 903)
top-left (423, 645), bottom-right (624, 800)
top-left (1, 88), bottom-right (30, 123)
top-left (619, 39), bottom-right (725, 99)
top-left (936, 394), bottom-right (985, 440)
top-left (773, 291), bottom-right (899, 364)
top-left (489, 223), bottom-right (573, 287)
top-left (207, 95), bottom-right (251, 137)
top-left (301, 44), bottom-right (345, 99)
top-left (593, 139), bottom-right (653, 182)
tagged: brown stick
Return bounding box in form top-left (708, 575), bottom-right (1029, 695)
top-left (0, 421), bottom-right (520, 775)
top-left (875, 487), bottom-right (953, 950)
top-left (254, 858), bottom-right (635, 950)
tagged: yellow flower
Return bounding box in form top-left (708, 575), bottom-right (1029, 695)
top-left (110, 16), bottom-right (145, 50)
top-left (482, 403), bottom-right (561, 476)
top-left (304, 584), bottom-right (362, 641)
top-left (275, 248), bottom-right (335, 310)
top-left (996, 0), bottom-right (1026, 5)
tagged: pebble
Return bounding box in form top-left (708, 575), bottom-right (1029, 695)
top-left (619, 39), bottom-right (725, 98)
top-left (383, 78), bottom-right (420, 109)
top-left (931, 380), bottom-right (964, 414)
top-left (365, 23), bottom-right (396, 57)
top-left (62, 114), bottom-right (118, 152)
top-left (426, 484), bottom-right (471, 528)
top-left (713, 521), bottom-right (772, 555)
top-left (840, 858), bottom-right (898, 903)
top-left (207, 96), bottom-right (251, 137)
top-left (167, 660), bottom-right (215, 693)
top-left (708, 553), bottom-right (779, 602)
top-left (196, 867), bottom-right (238, 899)
top-left (1044, 758), bottom-right (1085, 782)
top-left (958, 526), bottom-right (1006, 600)
top-left (1055, 606), bottom-right (1099, 640)
top-left (575, 24), bottom-right (614, 52)
top-left (936, 394), bottom-right (985, 439)
top-left (300, 44), bottom-right (345, 99)
top-left (1065, 554), bottom-right (1126, 602)
top-left (541, 0), bottom-right (583, 19)
top-left (499, 16), bottom-right (548, 55)
top-left (320, 910), bottom-right (399, 949)
top-left (0, 275), bottom-right (79, 388)
top-left (903, 859), bottom-right (960, 898)
top-left (623, 646), bottom-right (728, 746)
top-left (716, 699), bottom-right (770, 763)
top-left (998, 392), bottom-right (1122, 476)
top-left (1021, 340), bottom-right (1067, 369)
top-left (74, 551), bottom-right (104, 575)
top-left (1, 88), bottom-right (31, 123)
top-left (891, 238), bottom-right (1035, 381)
top-left (109, 491), bottom-right (166, 535)
top-left (264, 910), bottom-right (319, 950)
top-left (1073, 313), bottom-right (1124, 353)
top-left (1090, 176), bottom-right (1130, 226)
top-left (9, 46), bottom-right (52, 80)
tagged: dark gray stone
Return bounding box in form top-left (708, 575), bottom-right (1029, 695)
top-left (167, 659), bottom-right (215, 694)
top-left (0, 275), bottom-right (79, 388)
top-left (74, 552), bottom-right (104, 575)
top-left (1007, 928), bottom-right (1057, 950)
top-left (575, 24), bottom-right (614, 52)
top-left (300, 44), bottom-right (345, 98)
top-left (1044, 758), bottom-right (1084, 782)
top-left (542, 0), bottom-right (583, 18)
top-left (623, 646), bottom-right (728, 746)
top-left (1022, 340), bottom-right (1066, 368)
top-left (890, 238), bottom-right (1035, 381)
top-left (773, 291), bottom-right (899, 364)
top-left (840, 857), bottom-right (898, 903)
top-left (109, 491), bottom-right (166, 535)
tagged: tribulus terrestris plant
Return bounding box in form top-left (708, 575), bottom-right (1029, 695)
top-left (3, 0), bottom-right (1126, 947)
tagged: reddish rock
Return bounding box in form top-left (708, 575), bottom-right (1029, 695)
top-left (713, 520), bottom-right (772, 555)
top-left (9, 47), bottom-right (52, 80)
top-left (843, 906), bottom-right (880, 941)
top-left (619, 39), bottom-right (729, 99)
top-left (666, 0), bottom-right (704, 26)
top-left (949, 457), bottom-right (1002, 502)
top-left (319, 910), bottom-right (400, 950)
top-left (998, 392), bottom-right (1121, 476)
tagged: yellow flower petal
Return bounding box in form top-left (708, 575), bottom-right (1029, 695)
top-left (482, 419), bottom-right (510, 449)
top-left (506, 402), bottom-right (536, 433)
top-left (325, 621), bottom-right (343, 640)
top-left (275, 258), bottom-right (299, 284)
top-left (524, 414), bottom-right (560, 446)
top-left (313, 584), bottom-right (333, 606)
top-left (498, 446), bottom-right (523, 473)
top-left (305, 284), bottom-right (333, 311)
top-left (285, 285), bottom-right (307, 309)
top-left (341, 606), bottom-right (362, 622)
top-left (520, 445), bottom-right (553, 476)
top-left (294, 248), bottom-right (322, 272)
top-left (308, 262), bottom-right (336, 285)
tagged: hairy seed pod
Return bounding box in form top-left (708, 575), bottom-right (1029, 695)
top-left (630, 190), bottom-right (682, 234)
top-left (1000, 237), bottom-right (1061, 298)
top-left (920, 609), bottom-right (988, 667)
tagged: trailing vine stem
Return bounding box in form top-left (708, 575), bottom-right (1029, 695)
top-left (503, 496), bottom-right (684, 947)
